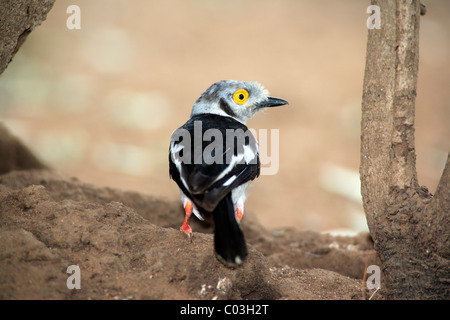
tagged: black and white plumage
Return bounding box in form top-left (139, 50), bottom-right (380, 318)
top-left (169, 80), bottom-right (287, 267)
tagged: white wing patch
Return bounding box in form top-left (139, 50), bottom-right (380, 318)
top-left (212, 142), bottom-right (258, 186)
top-left (243, 143), bottom-right (257, 164)
top-left (170, 142), bottom-right (184, 155)
top-left (170, 141), bottom-right (190, 190)
top-left (223, 175), bottom-right (237, 186)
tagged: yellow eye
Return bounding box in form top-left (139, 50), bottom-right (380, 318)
top-left (233, 89), bottom-right (249, 105)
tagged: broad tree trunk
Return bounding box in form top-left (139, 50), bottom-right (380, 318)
top-left (360, 0), bottom-right (449, 299)
top-left (0, 0), bottom-right (55, 75)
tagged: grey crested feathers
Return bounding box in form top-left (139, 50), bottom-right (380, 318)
top-left (190, 80), bottom-right (271, 124)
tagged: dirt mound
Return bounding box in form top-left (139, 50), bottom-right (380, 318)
top-left (0, 125), bottom-right (381, 300)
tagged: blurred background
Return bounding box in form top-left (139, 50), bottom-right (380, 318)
top-left (1, 0), bottom-right (448, 235)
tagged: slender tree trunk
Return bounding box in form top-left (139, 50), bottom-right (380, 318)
top-left (360, 0), bottom-right (449, 299)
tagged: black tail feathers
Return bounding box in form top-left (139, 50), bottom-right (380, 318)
top-left (212, 194), bottom-right (247, 267)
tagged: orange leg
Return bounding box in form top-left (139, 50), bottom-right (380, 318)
top-left (236, 207), bottom-right (243, 223)
top-left (180, 200), bottom-right (193, 240)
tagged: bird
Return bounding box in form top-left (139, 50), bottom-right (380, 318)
top-left (169, 80), bottom-right (287, 267)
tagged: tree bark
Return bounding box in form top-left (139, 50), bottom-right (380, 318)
top-left (0, 0), bottom-right (55, 75)
top-left (361, 0), bottom-right (449, 299)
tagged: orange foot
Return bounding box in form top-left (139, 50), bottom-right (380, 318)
top-left (180, 200), bottom-right (193, 241)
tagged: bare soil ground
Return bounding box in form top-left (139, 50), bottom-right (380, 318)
top-left (0, 126), bottom-right (381, 299)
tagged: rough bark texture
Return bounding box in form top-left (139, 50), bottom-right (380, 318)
top-left (0, 0), bottom-right (55, 75)
top-left (360, 0), bottom-right (449, 299)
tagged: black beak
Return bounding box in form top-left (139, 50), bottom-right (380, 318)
top-left (256, 97), bottom-right (288, 109)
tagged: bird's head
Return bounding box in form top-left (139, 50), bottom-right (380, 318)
top-left (190, 80), bottom-right (288, 124)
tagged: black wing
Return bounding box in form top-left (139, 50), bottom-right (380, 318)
top-left (169, 114), bottom-right (260, 212)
